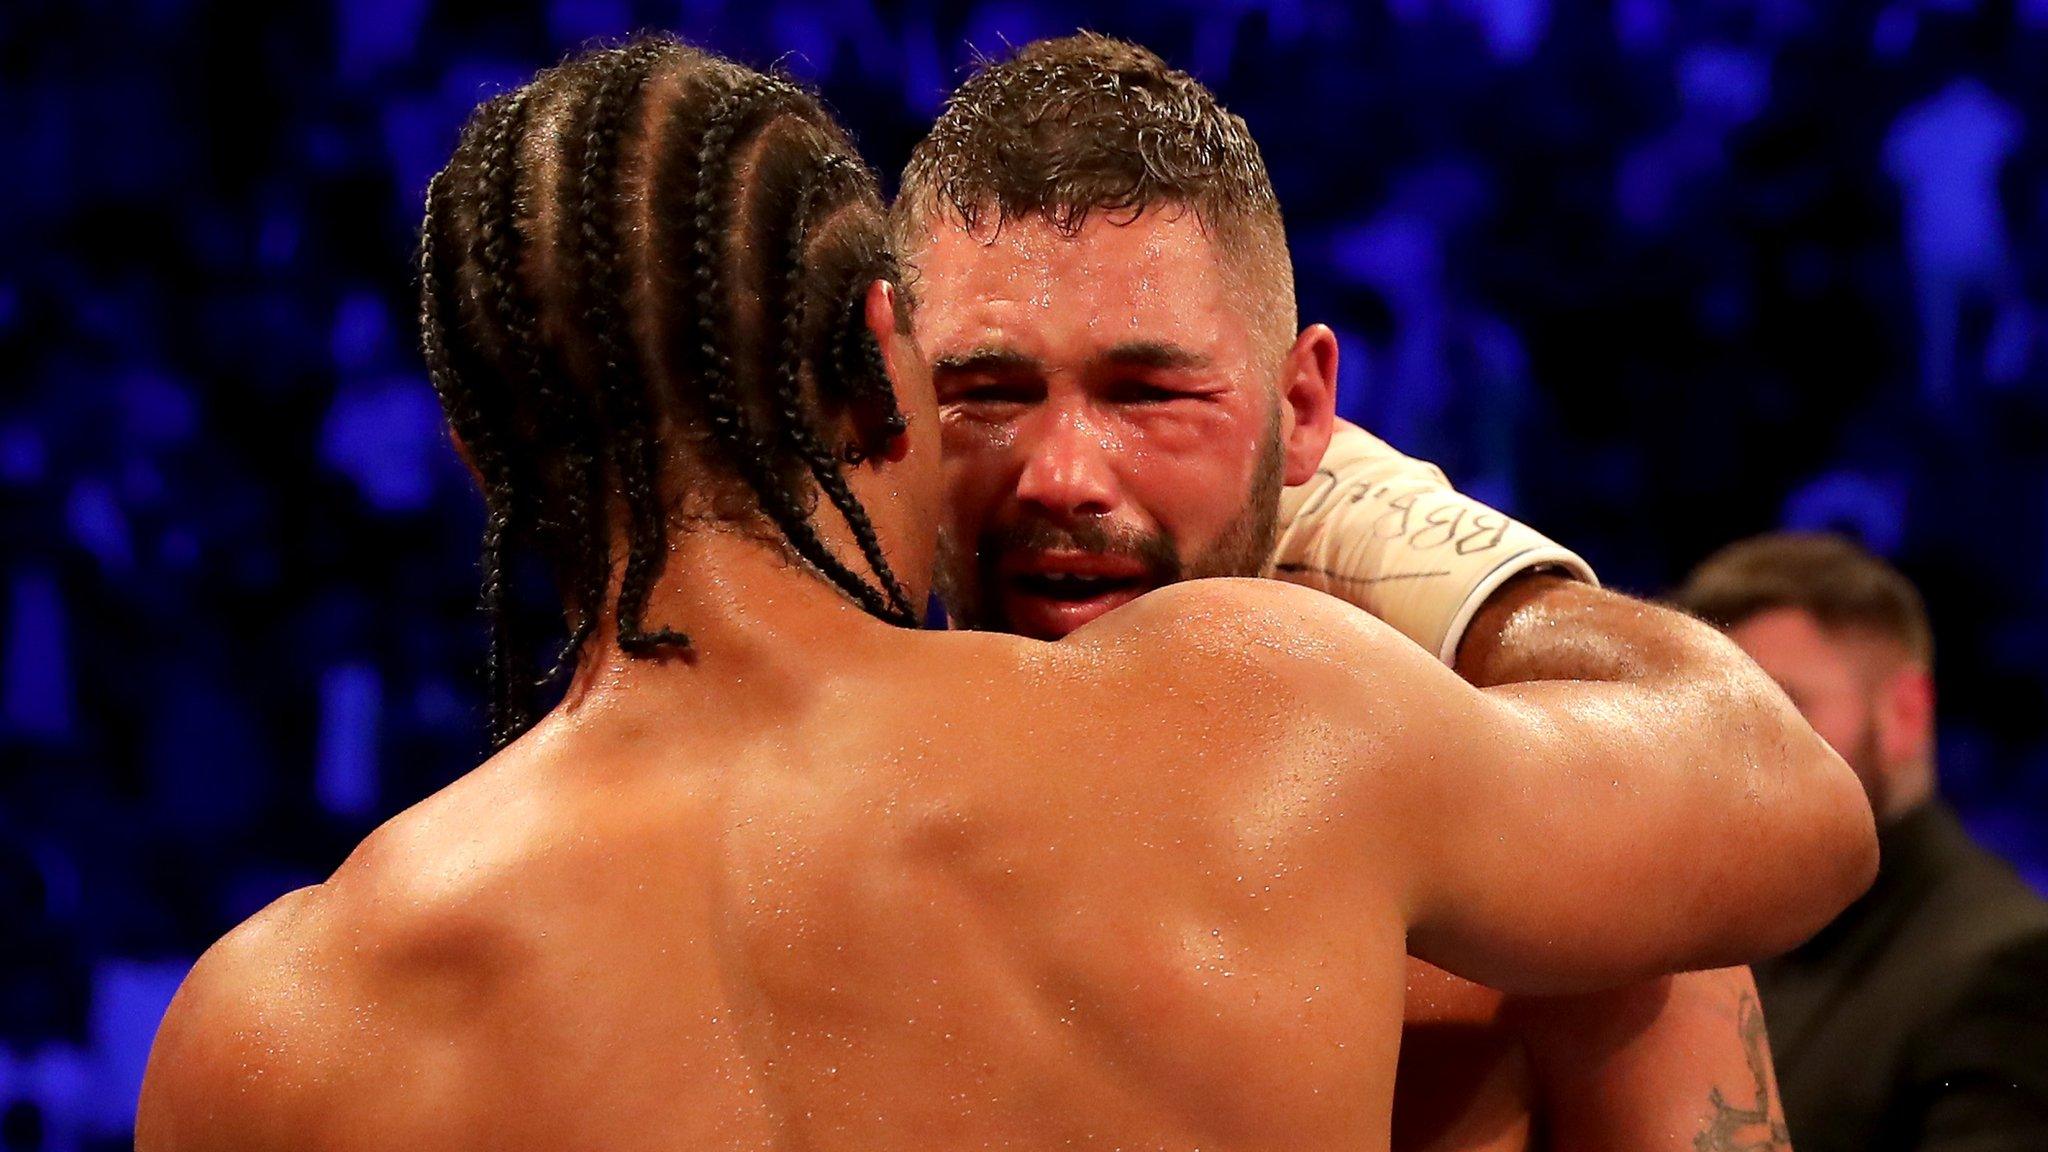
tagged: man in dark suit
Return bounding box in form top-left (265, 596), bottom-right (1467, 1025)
top-left (1678, 532), bottom-right (2048, 1152)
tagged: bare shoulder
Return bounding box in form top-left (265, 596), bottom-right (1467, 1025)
top-left (136, 884), bottom-right (334, 1151)
top-left (1075, 577), bottom-right (1382, 660)
top-left (1073, 577), bottom-right (1464, 715)
top-left (136, 797), bottom-right (543, 1152)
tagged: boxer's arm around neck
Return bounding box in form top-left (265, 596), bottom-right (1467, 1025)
top-left (1120, 577), bottom-right (1873, 997)
top-left (1452, 572), bottom-right (1695, 688)
top-left (1452, 572), bottom-right (1567, 685)
top-left (1394, 573), bottom-right (1876, 993)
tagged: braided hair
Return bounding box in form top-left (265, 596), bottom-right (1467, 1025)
top-left (418, 35), bottom-right (920, 750)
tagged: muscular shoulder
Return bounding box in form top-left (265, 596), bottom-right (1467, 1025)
top-left (137, 805), bottom-right (548, 1151)
top-left (1049, 578), bottom-right (1493, 846)
top-left (1073, 577), bottom-right (1461, 724)
top-left (137, 885), bottom-right (339, 1150)
top-left (1077, 577), bottom-right (1391, 665)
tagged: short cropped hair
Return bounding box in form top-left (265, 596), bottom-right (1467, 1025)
top-left (892, 33), bottom-right (1295, 351)
top-left (1674, 532), bottom-right (1934, 666)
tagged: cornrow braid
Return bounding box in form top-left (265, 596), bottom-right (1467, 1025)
top-left (420, 34), bottom-right (928, 749)
top-left (420, 167), bottom-right (535, 748)
top-left (769, 156), bottom-right (917, 621)
top-left (566, 38), bottom-right (691, 658)
top-left (471, 89), bottom-right (610, 687)
top-left (467, 91), bottom-right (584, 724)
top-left (671, 76), bottom-right (918, 625)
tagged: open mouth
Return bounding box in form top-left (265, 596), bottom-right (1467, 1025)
top-left (999, 555), bottom-right (1156, 639)
top-left (1009, 570), bottom-right (1148, 601)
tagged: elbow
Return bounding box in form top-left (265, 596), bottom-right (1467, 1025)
top-left (1819, 739), bottom-right (1880, 917)
top-left (1758, 732), bottom-right (1879, 956)
top-left (1802, 727), bottom-right (1879, 918)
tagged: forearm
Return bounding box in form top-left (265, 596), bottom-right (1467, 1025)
top-left (1511, 967), bottom-right (1791, 1152)
top-left (1457, 571), bottom-right (1763, 691)
top-left (1278, 422), bottom-right (1876, 976)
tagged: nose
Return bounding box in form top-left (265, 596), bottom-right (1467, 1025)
top-left (1013, 405), bottom-right (1119, 520)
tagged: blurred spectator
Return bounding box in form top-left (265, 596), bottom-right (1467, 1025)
top-left (1676, 532), bottom-right (2048, 1152)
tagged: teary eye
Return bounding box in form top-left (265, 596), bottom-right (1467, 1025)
top-left (1107, 380), bottom-right (1194, 404)
top-left (946, 381), bottom-right (1038, 406)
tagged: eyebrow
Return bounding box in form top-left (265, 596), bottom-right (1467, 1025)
top-left (932, 341), bottom-right (1214, 376)
top-left (932, 346), bottom-right (1040, 376)
top-left (1099, 341), bottom-right (1214, 372)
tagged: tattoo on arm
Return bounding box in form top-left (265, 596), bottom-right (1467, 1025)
top-left (1694, 991), bottom-right (1792, 1152)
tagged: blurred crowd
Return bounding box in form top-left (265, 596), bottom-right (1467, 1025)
top-left (6, 0), bottom-right (2048, 1145)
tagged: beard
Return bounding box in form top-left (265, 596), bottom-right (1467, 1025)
top-left (1845, 712), bottom-right (1892, 823)
top-left (936, 404), bottom-right (1286, 635)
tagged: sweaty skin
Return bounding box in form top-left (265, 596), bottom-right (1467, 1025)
top-left (138, 223), bottom-right (1866, 1151)
top-left (910, 210), bottom-right (1812, 1152)
top-left (1398, 959), bottom-right (1792, 1152)
top-left (137, 553), bottom-right (1866, 1151)
top-left (1398, 929), bottom-right (1794, 1152)
top-left (1382, 583), bottom-right (1799, 1152)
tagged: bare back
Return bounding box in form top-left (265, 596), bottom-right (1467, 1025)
top-left (141, 575), bottom-right (1866, 1152)
top-left (141, 585), bottom-right (1418, 1152)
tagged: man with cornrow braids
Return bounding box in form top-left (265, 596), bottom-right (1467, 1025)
top-left (898, 33), bottom-right (1859, 1152)
top-left (142, 34), bottom-right (1869, 1152)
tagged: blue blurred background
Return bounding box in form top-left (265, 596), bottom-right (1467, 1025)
top-left (6, 0), bottom-right (2048, 1144)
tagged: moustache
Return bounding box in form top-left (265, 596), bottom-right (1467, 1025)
top-left (979, 517), bottom-right (1181, 582)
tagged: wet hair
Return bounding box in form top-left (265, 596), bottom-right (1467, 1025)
top-left (418, 33), bottom-right (920, 749)
top-left (892, 32), bottom-right (1294, 346)
top-left (1674, 532), bottom-right (1934, 666)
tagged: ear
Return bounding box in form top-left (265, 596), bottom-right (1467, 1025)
top-left (1876, 662), bottom-right (1935, 764)
top-left (1278, 324), bottom-right (1340, 486)
top-left (859, 277), bottom-right (913, 465)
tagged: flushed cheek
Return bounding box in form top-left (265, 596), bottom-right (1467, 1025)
top-left (939, 451), bottom-right (1010, 546)
top-left (1117, 408), bottom-right (1254, 482)
top-left (1147, 473), bottom-right (1240, 545)
top-left (1122, 429), bottom-right (1265, 542)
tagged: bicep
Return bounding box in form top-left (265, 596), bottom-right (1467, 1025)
top-left (1206, 585), bottom-right (1752, 990)
top-left (1397, 671), bottom-right (1856, 993)
top-left (1125, 579), bottom-right (1846, 992)
top-left (1377, 674), bottom-right (1717, 990)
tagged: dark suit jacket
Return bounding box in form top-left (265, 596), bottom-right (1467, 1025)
top-left (1755, 800), bottom-right (2048, 1152)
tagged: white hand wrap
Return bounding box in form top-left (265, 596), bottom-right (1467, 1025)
top-left (1268, 420), bottom-right (1598, 665)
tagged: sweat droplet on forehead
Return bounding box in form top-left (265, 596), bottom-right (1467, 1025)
top-left (910, 209), bottom-right (1256, 370)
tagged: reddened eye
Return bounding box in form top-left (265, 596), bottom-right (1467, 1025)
top-left (947, 383), bottom-right (1037, 405)
top-left (1106, 380), bottom-right (1198, 405)
top-left (939, 380), bottom-right (1040, 422)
